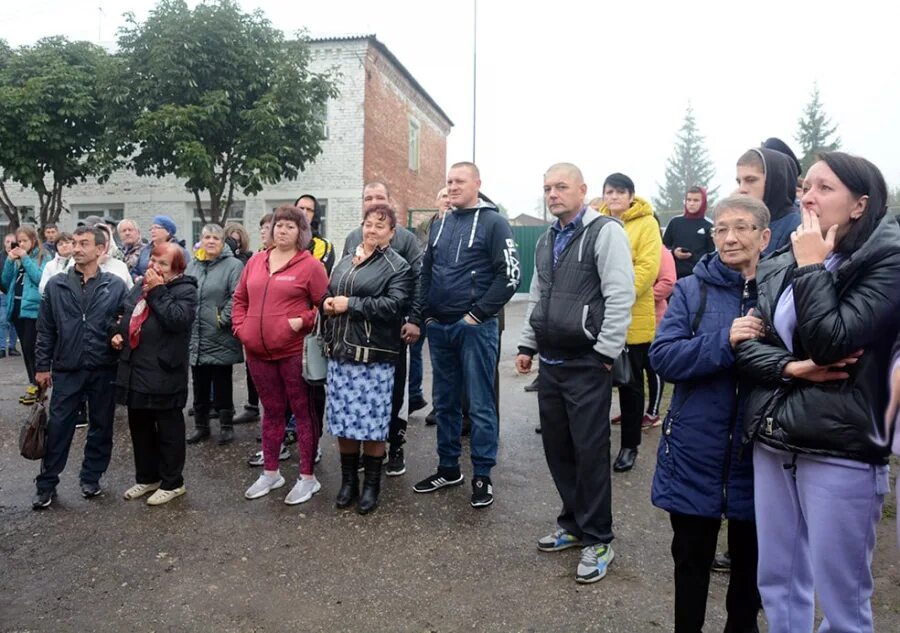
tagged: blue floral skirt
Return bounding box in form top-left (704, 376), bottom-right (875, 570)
top-left (326, 359), bottom-right (395, 441)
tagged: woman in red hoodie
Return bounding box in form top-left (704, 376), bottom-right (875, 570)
top-left (232, 206), bottom-right (329, 505)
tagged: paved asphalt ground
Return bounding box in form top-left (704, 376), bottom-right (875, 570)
top-left (1, 300), bottom-right (898, 632)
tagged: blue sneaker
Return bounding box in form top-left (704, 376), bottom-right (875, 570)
top-left (575, 544), bottom-right (615, 583)
top-left (537, 528), bottom-right (582, 552)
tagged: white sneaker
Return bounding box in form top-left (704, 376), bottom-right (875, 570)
top-left (315, 445), bottom-right (322, 463)
top-left (284, 478), bottom-right (321, 505)
top-left (244, 472), bottom-right (285, 499)
top-left (146, 486), bottom-right (186, 506)
top-left (123, 481), bottom-right (161, 500)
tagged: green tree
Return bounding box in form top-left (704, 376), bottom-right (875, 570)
top-left (0, 37), bottom-right (112, 229)
top-left (889, 185), bottom-right (900, 212)
top-left (653, 104), bottom-right (718, 214)
top-left (795, 83), bottom-right (841, 173)
top-left (109, 0), bottom-right (339, 225)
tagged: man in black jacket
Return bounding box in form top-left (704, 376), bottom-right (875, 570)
top-left (342, 181), bottom-right (423, 477)
top-left (32, 226), bottom-right (129, 509)
top-left (413, 162), bottom-right (520, 508)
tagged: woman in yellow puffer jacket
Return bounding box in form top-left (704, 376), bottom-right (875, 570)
top-left (600, 173), bottom-right (661, 473)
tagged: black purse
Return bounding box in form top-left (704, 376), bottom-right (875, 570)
top-left (611, 346), bottom-right (634, 388)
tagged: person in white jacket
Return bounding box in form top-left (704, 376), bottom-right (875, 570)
top-left (39, 233), bottom-right (74, 294)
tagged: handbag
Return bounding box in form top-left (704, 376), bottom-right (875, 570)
top-left (302, 313), bottom-right (327, 386)
top-left (19, 387), bottom-right (48, 460)
top-left (611, 346), bottom-right (634, 388)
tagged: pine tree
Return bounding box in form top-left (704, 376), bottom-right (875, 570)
top-left (795, 83), bottom-right (841, 174)
top-left (653, 104), bottom-right (718, 214)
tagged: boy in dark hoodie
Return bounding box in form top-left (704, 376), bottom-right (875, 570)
top-left (736, 147), bottom-right (801, 256)
top-left (663, 186), bottom-right (715, 278)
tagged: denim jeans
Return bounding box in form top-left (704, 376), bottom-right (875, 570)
top-left (408, 332), bottom-right (425, 402)
top-left (0, 292), bottom-right (17, 350)
top-left (36, 367), bottom-right (118, 493)
top-left (427, 318), bottom-right (499, 478)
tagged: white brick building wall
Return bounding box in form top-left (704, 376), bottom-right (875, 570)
top-left (4, 39), bottom-right (371, 254)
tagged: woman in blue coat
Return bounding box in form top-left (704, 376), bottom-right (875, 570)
top-left (1, 224), bottom-right (49, 405)
top-left (649, 195), bottom-right (771, 633)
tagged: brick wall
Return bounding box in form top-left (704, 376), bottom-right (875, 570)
top-left (362, 44), bottom-right (449, 229)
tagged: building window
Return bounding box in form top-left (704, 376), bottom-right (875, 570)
top-left (191, 202), bottom-right (245, 245)
top-left (408, 117), bottom-right (420, 172)
top-left (74, 205), bottom-right (124, 222)
top-left (315, 101), bottom-right (329, 140)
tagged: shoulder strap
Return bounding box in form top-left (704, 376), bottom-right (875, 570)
top-left (690, 280), bottom-right (707, 336)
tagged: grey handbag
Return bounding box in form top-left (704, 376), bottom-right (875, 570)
top-left (302, 313), bottom-right (327, 385)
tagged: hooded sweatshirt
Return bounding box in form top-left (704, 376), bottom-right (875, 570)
top-left (600, 195), bottom-right (661, 344)
top-left (231, 249), bottom-right (329, 361)
top-left (750, 147), bottom-right (801, 256)
top-left (663, 187), bottom-right (715, 278)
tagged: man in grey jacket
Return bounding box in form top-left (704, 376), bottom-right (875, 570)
top-left (516, 163), bottom-right (634, 584)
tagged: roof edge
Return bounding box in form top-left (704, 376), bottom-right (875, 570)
top-left (308, 34), bottom-right (454, 129)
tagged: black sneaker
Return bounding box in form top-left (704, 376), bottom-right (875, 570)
top-left (80, 481), bottom-right (102, 498)
top-left (425, 410), bottom-right (436, 426)
top-left (471, 476), bottom-right (494, 508)
top-left (8, 347), bottom-right (21, 357)
top-left (385, 448), bottom-right (406, 476)
top-left (32, 489), bottom-right (56, 510)
top-left (524, 376), bottom-right (539, 392)
top-left (408, 396), bottom-right (428, 415)
top-left (413, 469), bottom-right (464, 493)
top-left (712, 551), bottom-right (731, 573)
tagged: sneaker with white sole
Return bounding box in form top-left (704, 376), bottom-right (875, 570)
top-left (247, 445), bottom-right (290, 467)
top-left (284, 478), bottom-right (321, 505)
top-left (575, 544), bottom-right (615, 584)
top-left (244, 472), bottom-right (285, 499)
top-left (146, 486), bottom-right (186, 506)
top-left (123, 481), bottom-right (161, 500)
top-left (537, 528), bottom-right (582, 552)
top-left (470, 476), bottom-right (493, 508)
top-left (413, 468), bottom-right (464, 493)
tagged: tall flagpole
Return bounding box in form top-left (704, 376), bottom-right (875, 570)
top-left (472, 0), bottom-right (477, 163)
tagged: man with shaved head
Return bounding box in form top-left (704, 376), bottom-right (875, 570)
top-left (516, 162), bottom-right (635, 583)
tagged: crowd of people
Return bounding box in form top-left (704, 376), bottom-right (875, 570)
top-left (3, 143), bottom-right (900, 631)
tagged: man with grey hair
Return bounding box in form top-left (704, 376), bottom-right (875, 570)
top-left (516, 162), bottom-right (634, 583)
top-left (118, 219), bottom-right (147, 280)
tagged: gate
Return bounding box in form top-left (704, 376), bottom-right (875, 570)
top-left (511, 226), bottom-right (546, 293)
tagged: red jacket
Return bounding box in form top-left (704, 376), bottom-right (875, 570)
top-left (232, 249), bottom-right (329, 361)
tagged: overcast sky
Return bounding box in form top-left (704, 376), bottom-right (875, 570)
top-left (3, 0), bottom-right (899, 217)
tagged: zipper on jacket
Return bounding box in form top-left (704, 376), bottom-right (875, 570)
top-left (719, 398), bottom-right (740, 516)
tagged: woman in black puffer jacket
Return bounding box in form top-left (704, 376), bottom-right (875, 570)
top-left (113, 243), bottom-right (197, 506)
top-left (736, 152), bottom-right (900, 633)
top-left (322, 203), bottom-right (410, 515)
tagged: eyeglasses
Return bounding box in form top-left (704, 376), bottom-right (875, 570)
top-left (712, 224), bottom-right (759, 239)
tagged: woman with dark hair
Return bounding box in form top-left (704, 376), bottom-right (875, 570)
top-left (736, 152), bottom-right (900, 633)
top-left (233, 206), bottom-right (329, 504)
top-left (113, 242), bottom-right (197, 506)
top-left (1, 224), bottom-right (49, 405)
top-left (186, 224), bottom-right (245, 445)
top-left (599, 173), bottom-right (662, 472)
top-left (324, 204), bottom-right (410, 514)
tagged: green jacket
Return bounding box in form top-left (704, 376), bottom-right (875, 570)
top-left (187, 247), bottom-right (244, 366)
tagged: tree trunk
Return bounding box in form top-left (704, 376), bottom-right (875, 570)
top-left (0, 180), bottom-right (20, 230)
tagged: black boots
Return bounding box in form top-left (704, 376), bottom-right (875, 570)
top-left (186, 411), bottom-right (210, 444)
top-left (336, 452), bottom-right (360, 508)
top-left (358, 454), bottom-right (383, 515)
top-left (613, 447), bottom-right (638, 472)
top-left (217, 409), bottom-right (234, 445)
top-left (232, 405), bottom-right (260, 425)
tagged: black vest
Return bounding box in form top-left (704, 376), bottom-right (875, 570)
top-left (529, 215), bottom-right (617, 359)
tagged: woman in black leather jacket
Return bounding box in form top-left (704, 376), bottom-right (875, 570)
top-left (323, 204), bottom-right (410, 515)
top-left (736, 152), bottom-right (900, 633)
